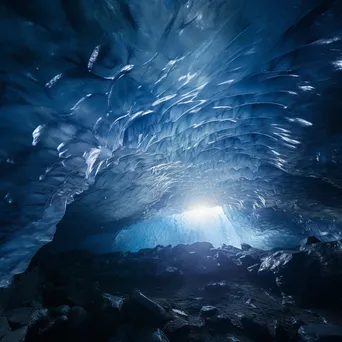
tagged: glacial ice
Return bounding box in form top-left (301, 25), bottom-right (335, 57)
top-left (1, 0), bottom-right (342, 285)
top-left (82, 206), bottom-right (241, 253)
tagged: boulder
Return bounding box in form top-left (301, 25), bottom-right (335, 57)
top-left (240, 316), bottom-right (272, 342)
top-left (205, 314), bottom-right (231, 333)
top-left (25, 309), bottom-right (64, 342)
top-left (151, 329), bottom-right (170, 342)
top-left (52, 305), bottom-right (70, 316)
top-left (68, 306), bottom-right (88, 329)
top-left (163, 319), bottom-right (190, 342)
top-left (123, 289), bottom-right (169, 327)
top-left (259, 241), bottom-right (342, 306)
top-left (199, 306), bottom-right (219, 318)
top-left (1, 326), bottom-right (27, 342)
top-left (298, 324), bottom-right (342, 341)
top-left (101, 293), bottom-right (124, 315)
top-left (6, 307), bottom-right (35, 330)
top-left (300, 236), bottom-right (321, 247)
top-left (0, 317), bottom-right (11, 340)
top-left (274, 321), bottom-right (290, 342)
top-left (241, 243), bottom-right (252, 251)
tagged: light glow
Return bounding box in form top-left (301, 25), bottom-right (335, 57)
top-left (185, 205), bottom-right (223, 219)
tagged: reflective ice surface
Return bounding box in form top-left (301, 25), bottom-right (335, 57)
top-left (1, 0), bottom-right (342, 285)
top-left (95, 206), bottom-right (242, 252)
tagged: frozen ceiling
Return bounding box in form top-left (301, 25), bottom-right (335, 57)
top-left (1, 0), bottom-right (342, 285)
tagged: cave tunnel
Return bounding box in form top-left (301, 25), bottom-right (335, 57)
top-left (1, 0), bottom-right (342, 341)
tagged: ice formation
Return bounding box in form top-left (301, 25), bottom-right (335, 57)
top-left (81, 206), bottom-right (241, 253)
top-left (1, 0), bottom-right (342, 285)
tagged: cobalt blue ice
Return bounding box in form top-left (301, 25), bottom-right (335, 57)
top-left (1, 0), bottom-right (342, 286)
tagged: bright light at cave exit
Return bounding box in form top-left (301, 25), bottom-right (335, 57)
top-left (185, 205), bottom-right (223, 220)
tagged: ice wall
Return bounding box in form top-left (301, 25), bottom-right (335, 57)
top-left (1, 0), bottom-right (342, 285)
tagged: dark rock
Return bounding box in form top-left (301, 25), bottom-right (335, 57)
top-left (259, 242), bottom-right (342, 306)
top-left (1, 326), bottom-right (27, 342)
top-left (247, 263), bottom-right (260, 275)
top-left (290, 317), bottom-right (304, 330)
top-left (205, 314), bottom-right (231, 333)
top-left (151, 329), bottom-right (170, 342)
top-left (68, 306), bottom-right (88, 329)
top-left (101, 293), bottom-right (124, 315)
top-left (199, 306), bottom-right (219, 318)
top-left (205, 280), bottom-right (228, 292)
top-left (239, 254), bottom-right (259, 267)
top-left (25, 309), bottom-right (51, 342)
top-left (163, 319), bottom-right (190, 342)
top-left (274, 321), bottom-right (290, 342)
top-left (52, 305), bottom-right (70, 316)
top-left (189, 242), bottom-right (214, 255)
top-left (90, 293), bottom-right (124, 339)
top-left (241, 243), bottom-right (252, 251)
top-left (6, 307), bottom-right (34, 330)
top-left (123, 289), bottom-right (169, 327)
top-left (258, 250), bottom-right (318, 303)
top-left (0, 317), bottom-right (11, 340)
top-left (27, 316), bottom-right (69, 342)
top-left (300, 236), bottom-right (321, 247)
top-left (26, 301), bottom-right (43, 310)
top-left (298, 324), bottom-right (342, 341)
top-left (171, 309), bottom-right (188, 318)
top-left (162, 267), bottom-right (184, 277)
top-left (240, 316), bottom-right (272, 342)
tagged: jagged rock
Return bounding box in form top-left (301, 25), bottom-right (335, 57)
top-left (241, 243), bottom-right (252, 251)
top-left (25, 309), bottom-right (53, 342)
top-left (101, 293), bottom-right (124, 315)
top-left (1, 326), bottom-right (27, 342)
top-left (6, 307), bottom-right (34, 329)
top-left (274, 321), bottom-right (290, 342)
top-left (68, 306), bottom-right (88, 329)
top-left (247, 263), bottom-right (260, 275)
top-left (298, 324), bottom-right (342, 341)
top-left (290, 317), bottom-right (304, 330)
top-left (163, 319), bottom-right (190, 342)
top-left (300, 236), bottom-right (321, 246)
top-left (205, 280), bottom-right (228, 292)
top-left (27, 315), bottom-right (69, 342)
top-left (123, 289), bottom-right (169, 327)
top-left (239, 254), bottom-right (259, 267)
top-left (171, 309), bottom-right (188, 318)
top-left (199, 306), bottom-right (219, 318)
top-left (205, 314), bottom-right (231, 333)
top-left (258, 250), bottom-right (318, 302)
top-left (240, 316), bottom-right (272, 342)
top-left (151, 329), bottom-right (170, 342)
top-left (259, 242), bottom-right (342, 305)
top-left (0, 317), bottom-right (11, 340)
top-left (52, 305), bottom-right (70, 316)
top-left (187, 242), bottom-right (214, 255)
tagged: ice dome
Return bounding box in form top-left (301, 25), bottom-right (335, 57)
top-left (1, 0), bottom-right (342, 286)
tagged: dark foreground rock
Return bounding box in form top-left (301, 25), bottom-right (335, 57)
top-left (298, 324), bottom-right (342, 341)
top-left (1, 240), bottom-right (341, 342)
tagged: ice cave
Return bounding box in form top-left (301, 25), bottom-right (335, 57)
top-left (1, 0), bottom-right (342, 341)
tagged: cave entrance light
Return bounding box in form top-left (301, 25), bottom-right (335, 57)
top-left (101, 205), bottom-right (242, 253)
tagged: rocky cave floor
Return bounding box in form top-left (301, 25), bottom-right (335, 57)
top-left (1, 238), bottom-right (342, 341)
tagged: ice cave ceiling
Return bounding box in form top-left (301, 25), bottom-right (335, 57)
top-left (1, 0), bottom-right (342, 285)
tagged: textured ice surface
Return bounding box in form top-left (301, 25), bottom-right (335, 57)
top-left (1, 0), bottom-right (342, 285)
top-left (82, 206), bottom-right (241, 252)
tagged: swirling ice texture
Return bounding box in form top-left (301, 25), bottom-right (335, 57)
top-left (1, 0), bottom-right (342, 285)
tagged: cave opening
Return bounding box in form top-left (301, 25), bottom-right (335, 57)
top-left (1, 0), bottom-right (342, 341)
